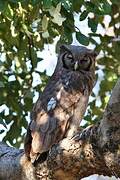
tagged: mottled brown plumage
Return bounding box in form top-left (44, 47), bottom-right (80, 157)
top-left (24, 45), bottom-right (97, 163)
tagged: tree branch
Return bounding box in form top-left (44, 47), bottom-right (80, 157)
top-left (0, 78), bottom-right (120, 179)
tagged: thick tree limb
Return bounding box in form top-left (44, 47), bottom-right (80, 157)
top-left (0, 78), bottom-right (120, 180)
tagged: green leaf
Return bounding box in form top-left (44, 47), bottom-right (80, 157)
top-left (21, 24), bottom-right (33, 37)
top-left (24, 97), bottom-right (33, 111)
top-left (4, 4), bottom-right (14, 20)
top-left (0, 0), bottom-right (8, 12)
top-left (43, 0), bottom-right (52, 9)
top-left (3, 120), bottom-right (21, 147)
top-left (102, 1), bottom-right (111, 14)
top-left (72, 0), bottom-right (84, 12)
top-left (111, 0), bottom-right (120, 4)
top-left (24, 90), bottom-right (34, 99)
top-left (0, 81), bottom-right (5, 88)
top-left (30, 0), bottom-right (40, 5)
top-left (76, 32), bottom-right (89, 46)
top-left (42, 15), bottom-right (48, 31)
top-left (61, 0), bottom-right (71, 11)
top-left (31, 48), bottom-right (37, 68)
top-left (85, 2), bottom-right (96, 13)
top-left (80, 10), bottom-right (88, 21)
top-left (88, 17), bottom-right (98, 33)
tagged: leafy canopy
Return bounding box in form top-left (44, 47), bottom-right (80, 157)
top-left (0, 0), bottom-right (120, 147)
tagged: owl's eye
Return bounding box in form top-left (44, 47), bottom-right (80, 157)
top-left (81, 59), bottom-right (88, 63)
top-left (79, 57), bottom-right (91, 70)
top-left (65, 54), bottom-right (74, 63)
top-left (62, 53), bottom-right (74, 69)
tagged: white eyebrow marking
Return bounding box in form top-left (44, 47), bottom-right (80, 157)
top-left (67, 54), bottom-right (73, 58)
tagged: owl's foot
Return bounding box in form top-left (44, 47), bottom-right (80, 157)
top-left (71, 125), bottom-right (93, 141)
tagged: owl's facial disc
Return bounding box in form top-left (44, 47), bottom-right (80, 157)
top-left (74, 56), bottom-right (91, 71)
top-left (77, 56), bottom-right (91, 71)
top-left (62, 52), bottom-right (75, 70)
top-left (62, 52), bottom-right (92, 71)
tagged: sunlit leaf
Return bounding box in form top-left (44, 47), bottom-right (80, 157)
top-left (42, 30), bottom-right (49, 38)
top-left (49, 3), bottom-right (66, 26)
top-left (42, 15), bottom-right (48, 31)
top-left (4, 4), bottom-right (13, 20)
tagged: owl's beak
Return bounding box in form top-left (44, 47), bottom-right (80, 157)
top-left (74, 61), bottom-right (78, 70)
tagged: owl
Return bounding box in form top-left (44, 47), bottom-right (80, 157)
top-left (24, 45), bottom-right (97, 163)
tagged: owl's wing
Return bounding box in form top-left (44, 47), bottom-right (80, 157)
top-left (25, 97), bottom-right (69, 162)
top-left (25, 108), bottom-right (70, 163)
top-left (30, 113), bottom-right (57, 153)
top-left (24, 114), bottom-right (55, 162)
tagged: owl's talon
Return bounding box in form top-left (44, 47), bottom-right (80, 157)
top-left (73, 125), bottom-right (93, 141)
top-left (71, 133), bottom-right (80, 141)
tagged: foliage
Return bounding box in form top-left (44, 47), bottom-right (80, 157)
top-left (0, 0), bottom-right (119, 147)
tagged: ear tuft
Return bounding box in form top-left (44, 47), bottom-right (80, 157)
top-left (90, 50), bottom-right (98, 59)
top-left (60, 44), bottom-right (71, 53)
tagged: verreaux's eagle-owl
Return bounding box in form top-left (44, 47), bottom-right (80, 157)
top-left (24, 45), bottom-right (97, 163)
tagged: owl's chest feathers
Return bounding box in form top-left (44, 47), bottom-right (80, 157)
top-left (45, 83), bottom-right (88, 121)
top-left (34, 71), bottom-right (89, 109)
top-left (32, 69), bottom-right (93, 124)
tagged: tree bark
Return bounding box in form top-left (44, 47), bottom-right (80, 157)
top-left (0, 78), bottom-right (120, 180)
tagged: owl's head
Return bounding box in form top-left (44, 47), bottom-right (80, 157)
top-left (59, 45), bottom-right (97, 72)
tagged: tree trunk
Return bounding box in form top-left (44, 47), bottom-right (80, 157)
top-left (0, 78), bottom-right (120, 180)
